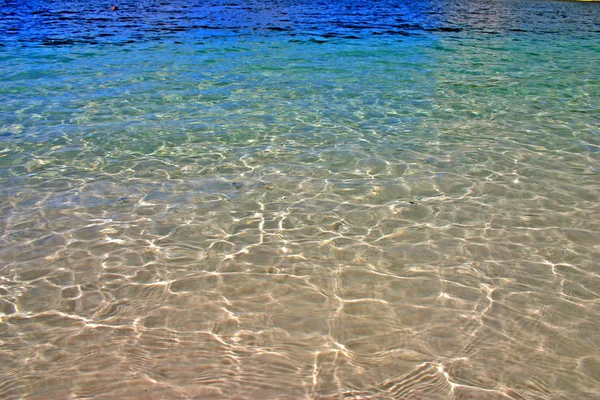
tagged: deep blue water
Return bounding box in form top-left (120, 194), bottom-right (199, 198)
top-left (2, 0), bottom-right (600, 47)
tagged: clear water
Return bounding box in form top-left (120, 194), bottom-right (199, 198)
top-left (1, 0), bottom-right (600, 398)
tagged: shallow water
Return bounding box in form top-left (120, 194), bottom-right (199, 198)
top-left (1, 0), bottom-right (600, 398)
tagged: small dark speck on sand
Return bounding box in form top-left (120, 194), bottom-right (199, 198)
top-left (259, 183), bottom-right (274, 190)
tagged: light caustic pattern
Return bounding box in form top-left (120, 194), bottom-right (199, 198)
top-left (1, 31), bottom-right (600, 400)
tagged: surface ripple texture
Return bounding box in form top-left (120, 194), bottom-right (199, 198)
top-left (1, 0), bottom-right (600, 399)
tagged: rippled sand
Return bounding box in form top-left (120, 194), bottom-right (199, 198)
top-left (2, 127), bottom-right (599, 398)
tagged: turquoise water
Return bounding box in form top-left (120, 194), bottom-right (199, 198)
top-left (1, 0), bottom-right (600, 398)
